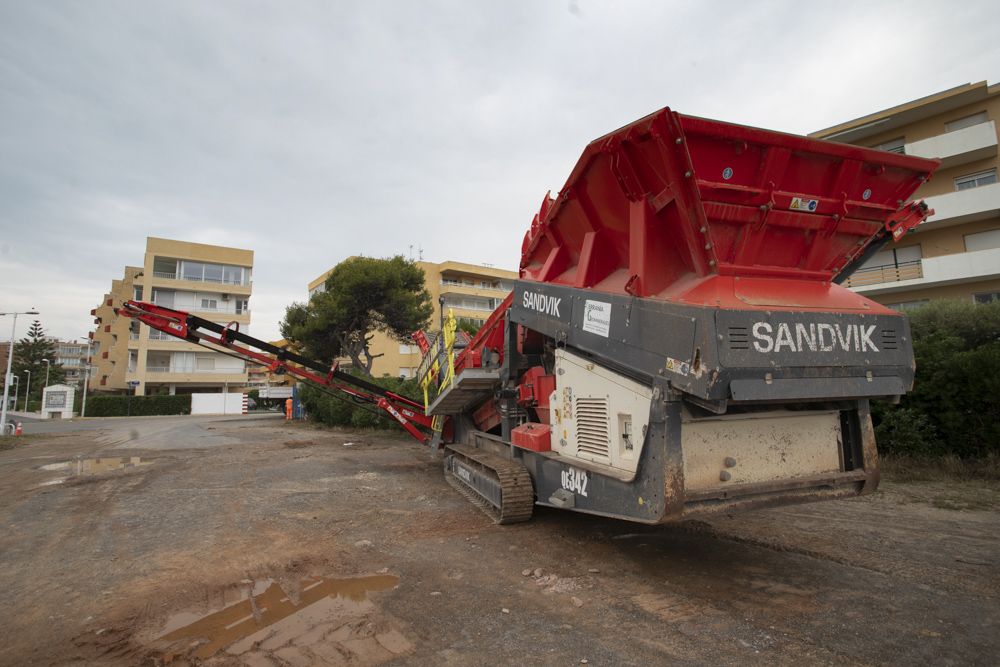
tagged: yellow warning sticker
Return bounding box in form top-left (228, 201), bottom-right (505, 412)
top-left (790, 197), bottom-right (819, 213)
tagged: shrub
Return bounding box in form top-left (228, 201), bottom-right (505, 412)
top-left (299, 373), bottom-right (423, 431)
top-left (873, 300), bottom-right (1000, 458)
top-left (85, 394), bottom-right (191, 417)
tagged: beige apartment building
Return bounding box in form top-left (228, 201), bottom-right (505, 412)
top-left (48, 338), bottom-right (90, 387)
top-left (91, 267), bottom-right (139, 390)
top-left (811, 80), bottom-right (1000, 308)
top-left (92, 238), bottom-right (253, 395)
top-left (308, 259), bottom-right (518, 377)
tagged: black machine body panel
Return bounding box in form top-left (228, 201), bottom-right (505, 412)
top-left (508, 280), bottom-right (914, 403)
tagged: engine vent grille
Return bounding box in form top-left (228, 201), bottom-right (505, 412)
top-left (880, 329), bottom-right (898, 350)
top-left (728, 326), bottom-right (750, 350)
top-left (574, 397), bottom-right (610, 459)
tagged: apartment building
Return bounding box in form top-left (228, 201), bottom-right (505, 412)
top-left (92, 238), bottom-right (253, 395)
top-left (91, 266), bottom-right (140, 391)
top-left (307, 259), bottom-right (517, 377)
top-left (49, 338), bottom-right (89, 387)
top-left (811, 80), bottom-right (1000, 309)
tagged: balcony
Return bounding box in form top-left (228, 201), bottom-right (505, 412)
top-left (843, 261), bottom-right (923, 289)
top-left (906, 121), bottom-right (997, 169)
top-left (153, 272), bottom-right (249, 287)
top-left (141, 367), bottom-right (249, 383)
top-left (440, 279), bottom-right (510, 292)
top-left (850, 247), bottom-right (1000, 296)
top-left (921, 182), bottom-right (1000, 230)
top-left (146, 366), bottom-right (230, 373)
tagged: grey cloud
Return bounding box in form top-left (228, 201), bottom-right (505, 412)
top-left (1, 0), bottom-right (998, 341)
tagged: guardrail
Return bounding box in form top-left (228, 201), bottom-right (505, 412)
top-left (418, 311), bottom-right (458, 415)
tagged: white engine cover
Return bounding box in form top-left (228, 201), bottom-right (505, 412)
top-left (549, 349), bottom-right (651, 475)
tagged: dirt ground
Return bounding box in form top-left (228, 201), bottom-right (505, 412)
top-left (1, 414), bottom-right (998, 666)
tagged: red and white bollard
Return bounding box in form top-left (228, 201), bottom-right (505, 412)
top-left (14, 422), bottom-right (22, 436)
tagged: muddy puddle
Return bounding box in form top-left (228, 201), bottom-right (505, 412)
top-left (40, 457), bottom-right (152, 477)
top-left (155, 574), bottom-right (406, 663)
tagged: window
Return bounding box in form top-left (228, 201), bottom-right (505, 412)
top-left (458, 317), bottom-right (484, 333)
top-left (974, 292), bottom-right (1000, 305)
top-left (945, 111), bottom-right (989, 133)
top-left (200, 298), bottom-right (218, 310)
top-left (860, 245), bottom-right (922, 269)
top-left (443, 296), bottom-right (494, 311)
top-left (176, 261), bottom-right (246, 285)
top-left (203, 263), bottom-right (224, 283)
top-left (885, 300), bottom-right (929, 312)
top-left (235, 299), bottom-right (249, 315)
top-left (399, 344), bottom-right (418, 354)
top-left (223, 265), bottom-right (245, 285)
top-left (398, 367), bottom-right (412, 378)
top-left (955, 169), bottom-right (998, 191)
top-left (196, 355), bottom-right (215, 371)
top-left (153, 257), bottom-right (177, 278)
top-left (181, 261), bottom-right (205, 281)
top-left (133, 286), bottom-right (143, 301)
top-left (964, 229), bottom-right (1000, 252)
top-left (151, 289), bottom-right (175, 307)
top-left (872, 137), bottom-right (905, 154)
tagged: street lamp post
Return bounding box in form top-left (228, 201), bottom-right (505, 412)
top-left (23, 370), bottom-right (31, 412)
top-left (81, 336), bottom-right (92, 418)
top-left (42, 358), bottom-right (50, 389)
top-left (0, 310), bottom-right (39, 435)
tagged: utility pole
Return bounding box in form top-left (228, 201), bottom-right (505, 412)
top-left (81, 336), bottom-right (91, 418)
top-left (0, 310), bottom-right (39, 435)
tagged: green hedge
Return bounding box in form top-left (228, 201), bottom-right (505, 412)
top-left (299, 374), bottom-right (423, 430)
top-left (84, 394), bottom-right (191, 417)
top-left (873, 300), bottom-right (1000, 458)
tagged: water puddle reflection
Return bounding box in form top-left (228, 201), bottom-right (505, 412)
top-left (40, 457), bottom-right (152, 476)
top-left (158, 574), bottom-right (399, 660)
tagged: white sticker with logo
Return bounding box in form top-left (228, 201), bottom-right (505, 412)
top-left (582, 300), bottom-right (612, 338)
top-left (789, 197), bottom-right (819, 213)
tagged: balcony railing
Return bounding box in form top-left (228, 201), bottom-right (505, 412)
top-left (145, 366), bottom-right (245, 374)
top-left (148, 331), bottom-right (180, 341)
top-left (150, 301), bottom-right (249, 316)
top-left (440, 280), bottom-right (510, 292)
top-left (923, 182), bottom-right (1000, 227)
top-left (843, 260), bottom-right (923, 288)
top-left (906, 120), bottom-right (997, 169)
top-left (154, 272), bottom-right (250, 286)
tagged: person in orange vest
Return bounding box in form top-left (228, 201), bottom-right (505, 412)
top-left (285, 397), bottom-right (293, 420)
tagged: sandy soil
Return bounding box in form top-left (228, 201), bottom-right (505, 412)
top-left (0, 414), bottom-right (997, 666)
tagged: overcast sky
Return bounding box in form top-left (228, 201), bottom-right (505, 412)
top-left (1, 0), bottom-right (998, 344)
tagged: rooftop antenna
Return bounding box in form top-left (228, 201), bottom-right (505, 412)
top-left (418, 245), bottom-right (424, 261)
top-left (408, 244), bottom-right (414, 261)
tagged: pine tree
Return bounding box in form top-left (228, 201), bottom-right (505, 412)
top-left (11, 320), bottom-right (65, 403)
